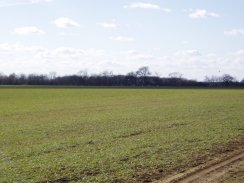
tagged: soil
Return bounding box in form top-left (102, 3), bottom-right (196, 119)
top-left (156, 140), bottom-right (244, 183)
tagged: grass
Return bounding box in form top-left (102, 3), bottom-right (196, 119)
top-left (0, 88), bottom-right (244, 182)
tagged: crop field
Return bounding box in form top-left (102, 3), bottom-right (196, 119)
top-left (0, 88), bottom-right (244, 183)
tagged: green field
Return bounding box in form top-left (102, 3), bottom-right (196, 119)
top-left (0, 88), bottom-right (244, 182)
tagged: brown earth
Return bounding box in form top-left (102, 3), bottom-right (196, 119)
top-left (212, 163), bottom-right (244, 183)
top-left (155, 140), bottom-right (244, 183)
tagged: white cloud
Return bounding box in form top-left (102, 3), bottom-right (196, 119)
top-left (224, 29), bottom-right (244, 36)
top-left (0, 44), bottom-right (243, 80)
top-left (14, 26), bottom-right (45, 35)
top-left (124, 2), bottom-right (160, 10)
top-left (52, 47), bottom-right (104, 58)
top-left (53, 17), bottom-right (80, 28)
top-left (97, 22), bottom-right (117, 29)
top-left (110, 36), bottom-right (134, 42)
top-left (0, 43), bottom-right (41, 52)
top-left (235, 50), bottom-right (244, 56)
top-left (58, 32), bottom-right (76, 36)
top-left (187, 9), bottom-right (219, 19)
top-left (181, 40), bottom-right (189, 45)
top-left (0, 43), bottom-right (105, 75)
top-left (162, 8), bottom-right (172, 13)
top-left (175, 49), bottom-right (201, 57)
top-left (124, 50), bottom-right (154, 60)
top-left (0, 0), bottom-right (53, 7)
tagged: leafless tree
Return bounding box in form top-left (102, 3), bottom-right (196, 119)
top-left (220, 74), bottom-right (236, 83)
top-left (101, 70), bottom-right (113, 77)
top-left (49, 71), bottom-right (57, 80)
top-left (136, 66), bottom-right (151, 77)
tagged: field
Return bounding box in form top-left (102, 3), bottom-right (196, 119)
top-left (0, 88), bottom-right (244, 183)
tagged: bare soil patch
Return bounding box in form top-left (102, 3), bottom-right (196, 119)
top-left (156, 139), bottom-right (244, 183)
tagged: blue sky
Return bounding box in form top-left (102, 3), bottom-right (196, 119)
top-left (0, 0), bottom-right (243, 80)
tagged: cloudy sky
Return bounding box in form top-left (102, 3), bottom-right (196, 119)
top-left (0, 0), bottom-right (243, 80)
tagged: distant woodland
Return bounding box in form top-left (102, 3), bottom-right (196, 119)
top-left (0, 67), bottom-right (243, 87)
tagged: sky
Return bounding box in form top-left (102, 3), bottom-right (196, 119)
top-left (0, 0), bottom-right (243, 80)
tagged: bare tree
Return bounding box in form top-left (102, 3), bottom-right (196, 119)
top-left (49, 71), bottom-right (57, 80)
top-left (220, 74), bottom-right (236, 83)
top-left (136, 66), bottom-right (151, 77)
top-left (126, 72), bottom-right (137, 77)
top-left (204, 75), bottom-right (221, 83)
top-left (0, 70), bottom-right (242, 87)
top-left (101, 70), bottom-right (113, 77)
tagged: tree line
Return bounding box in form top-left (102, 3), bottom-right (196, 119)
top-left (0, 67), bottom-right (243, 87)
